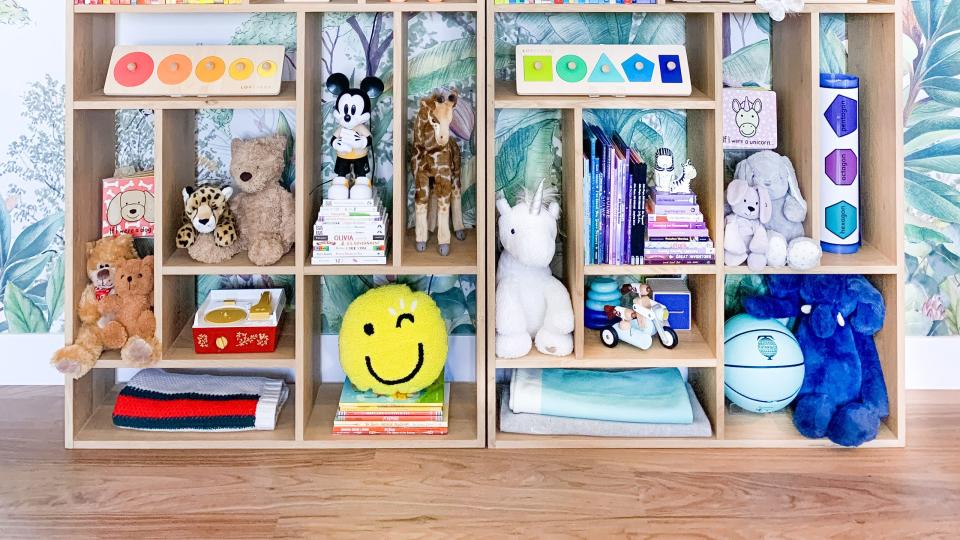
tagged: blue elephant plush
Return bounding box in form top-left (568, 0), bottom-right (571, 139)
top-left (742, 274), bottom-right (889, 446)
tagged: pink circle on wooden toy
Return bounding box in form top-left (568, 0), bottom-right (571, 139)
top-left (114, 52), bottom-right (154, 87)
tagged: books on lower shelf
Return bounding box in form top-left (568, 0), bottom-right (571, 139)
top-left (312, 194), bottom-right (389, 266)
top-left (333, 375), bottom-right (450, 435)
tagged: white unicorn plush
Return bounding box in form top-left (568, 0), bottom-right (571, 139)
top-left (495, 180), bottom-right (574, 358)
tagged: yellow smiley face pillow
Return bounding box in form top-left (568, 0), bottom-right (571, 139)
top-left (339, 284), bottom-right (448, 395)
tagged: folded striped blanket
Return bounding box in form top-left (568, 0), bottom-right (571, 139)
top-left (112, 369), bottom-right (289, 432)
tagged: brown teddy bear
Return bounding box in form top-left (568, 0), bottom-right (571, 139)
top-left (51, 235), bottom-right (139, 378)
top-left (230, 135), bottom-right (295, 265)
top-left (99, 255), bottom-right (161, 366)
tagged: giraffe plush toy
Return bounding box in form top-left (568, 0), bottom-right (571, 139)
top-left (412, 89), bottom-right (465, 256)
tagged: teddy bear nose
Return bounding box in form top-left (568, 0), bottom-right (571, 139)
top-left (97, 269), bottom-right (109, 279)
top-left (748, 205), bottom-right (756, 212)
top-left (198, 218), bottom-right (209, 225)
top-left (240, 172), bottom-right (252, 182)
top-left (127, 276), bottom-right (133, 283)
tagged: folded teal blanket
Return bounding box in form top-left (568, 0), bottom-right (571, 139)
top-left (508, 368), bottom-right (694, 424)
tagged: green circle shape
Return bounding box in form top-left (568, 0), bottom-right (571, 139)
top-left (556, 55), bottom-right (587, 83)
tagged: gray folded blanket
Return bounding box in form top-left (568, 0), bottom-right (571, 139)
top-left (499, 383), bottom-right (712, 438)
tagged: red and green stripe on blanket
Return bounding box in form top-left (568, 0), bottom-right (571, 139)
top-left (112, 369), bottom-right (289, 432)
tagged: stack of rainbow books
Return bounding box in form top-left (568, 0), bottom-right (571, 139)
top-left (333, 375), bottom-right (449, 436)
top-left (644, 188), bottom-right (715, 265)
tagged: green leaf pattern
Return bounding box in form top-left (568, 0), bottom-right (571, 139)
top-left (904, 0), bottom-right (960, 336)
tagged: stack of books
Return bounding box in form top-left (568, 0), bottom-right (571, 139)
top-left (645, 189), bottom-right (715, 265)
top-left (312, 195), bottom-right (388, 265)
top-left (333, 376), bottom-right (450, 436)
top-left (583, 123), bottom-right (648, 265)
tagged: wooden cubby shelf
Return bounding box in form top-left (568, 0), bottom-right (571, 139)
top-left (485, 3), bottom-right (904, 448)
top-left (65, 0), bottom-right (903, 450)
top-left (65, 0), bottom-right (486, 449)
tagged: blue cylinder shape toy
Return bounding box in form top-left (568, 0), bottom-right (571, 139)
top-left (819, 73), bottom-right (860, 254)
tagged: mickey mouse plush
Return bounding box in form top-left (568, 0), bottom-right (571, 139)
top-left (326, 73), bottom-right (384, 200)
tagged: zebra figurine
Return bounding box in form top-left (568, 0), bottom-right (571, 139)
top-left (652, 147), bottom-right (697, 194)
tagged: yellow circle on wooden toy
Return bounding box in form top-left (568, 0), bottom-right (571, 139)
top-left (257, 60), bottom-right (277, 78)
top-left (229, 58), bottom-right (254, 80)
top-left (339, 284), bottom-right (448, 396)
top-left (196, 56), bottom-right (226, 83)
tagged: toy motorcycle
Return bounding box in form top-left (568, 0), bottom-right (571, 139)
top-left (598, 283), bottom-right (679, 350)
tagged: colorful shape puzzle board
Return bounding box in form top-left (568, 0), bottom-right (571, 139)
top-left (515, 45), bottom-right (692, 96)
top-left (104, 45), bottom-right (285, 97)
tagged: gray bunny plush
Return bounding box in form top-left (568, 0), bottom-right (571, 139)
top-left (728, 151), bottom-right (821, 270)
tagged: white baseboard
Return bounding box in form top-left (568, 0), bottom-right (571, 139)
top-left (906, 336), bottom-right (960, 389)
top-left (0, 334), bottom-right (64, 385)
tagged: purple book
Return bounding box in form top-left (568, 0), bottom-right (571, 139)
top-left (650, 203), bottom-right (702, 215)
top-left (648, 235), bottom-right (712, 242)
top-left (651, 189), bottom-right (696, 205)
top-left (648, 222), bottom-right (707, 230)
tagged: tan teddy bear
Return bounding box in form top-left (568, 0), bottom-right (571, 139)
top-left (51, 235), bottom-right (139, 378)
top-left (99, 255), bottom-right (161, 366)
top-left (229, 135), bottom-right (296, 265)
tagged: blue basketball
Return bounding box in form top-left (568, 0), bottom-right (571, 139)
top-left (723, 314), bottom-right (804, 414)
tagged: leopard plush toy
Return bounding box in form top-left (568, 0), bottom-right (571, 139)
top-left (176, 185), bottom-right (241, 263)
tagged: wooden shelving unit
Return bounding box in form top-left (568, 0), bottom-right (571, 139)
top-left (485, 1), bottom-right (904, 448)
top-left (63, 0), bottom-right (904, 451)
top-left (64, 0), bottom-right (485, 449)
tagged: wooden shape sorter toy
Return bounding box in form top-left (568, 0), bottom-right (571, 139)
top-left (515, 44), bottom-right (692, 97)
top-left (104, 45), bottom-right (285, 97)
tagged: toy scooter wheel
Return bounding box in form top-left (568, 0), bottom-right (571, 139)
top-left (600, 327), bottom-right (619, 348)
top-left (660, 327), bottom-right (679, 349)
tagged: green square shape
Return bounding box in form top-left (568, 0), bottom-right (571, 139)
top-left (523, 55), bottom-right (553, 82)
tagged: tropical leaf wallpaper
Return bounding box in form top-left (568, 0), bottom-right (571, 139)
top-left (1, 3), bottom-right (960, 340)
top-left (0, 3), bottom-right (64, 334)
top-left (405, 12), bottom-right (478, 229)
top-left (904, 0), bottom-right (960, 336)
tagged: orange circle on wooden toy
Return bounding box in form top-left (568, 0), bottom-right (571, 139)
top-left (157, 54), bottom-right (192, 85)
top-left (256, 60), bottom-right (277, 78)
top-left (114, 51), bottom-right (154, 87)
top-left (229, 58), bottom-right (254, 80)
top-left (195, 56), bottom-right (226, 83)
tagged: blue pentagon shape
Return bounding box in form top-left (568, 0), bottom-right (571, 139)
top-left (825, 200), bottom-right (858, 239)
top-left (824, 95), bottom-right (859, 137)
top-left (621, 53), bottom-right (654, 83)
top-left (658, 54), bottom-right (683, 84)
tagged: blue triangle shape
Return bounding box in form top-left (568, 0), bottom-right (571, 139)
top-left (589, 53), bottom-right (624, 83)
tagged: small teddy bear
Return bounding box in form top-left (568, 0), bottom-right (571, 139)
top-left (51, 235), bottom-right (140, 378)
top-left (230, 135), bottom-right (296, 266)
top-left (724, 178), bottom-right (773, 272)
top-left (99, 255), bottom-right (161, 367)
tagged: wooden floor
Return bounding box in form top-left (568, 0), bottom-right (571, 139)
top-left (0, 387), bottom-right (958, 538)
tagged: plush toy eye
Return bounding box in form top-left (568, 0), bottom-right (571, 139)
top-left (351, 105), bottom-right (356, 115)
top-left (396, 313), bottom-right (415, 328)
top-left (510, 228), bottom-right (515, 235)
top-left (364, 323), bottom-right (374, 336)
top-left (138, 273), bottom-right (143, 278)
